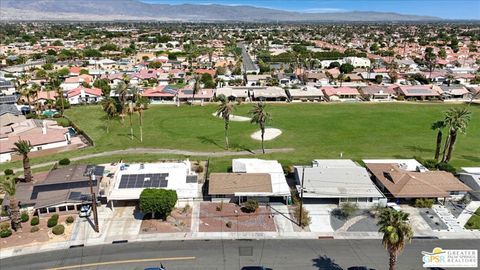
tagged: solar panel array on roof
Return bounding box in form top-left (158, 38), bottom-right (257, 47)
top-left (164, 87), bottom-right (178, 95)
top-left (118, 173), bottom-right (169, 189)
top-left (186, 175), bottom-right (197, 183)
top-left (0, 95), bottom-right (18, 104)
top-left (406, 89), bottom-right (431, 94)
top-left (182, 90), bottom-right (194, 95)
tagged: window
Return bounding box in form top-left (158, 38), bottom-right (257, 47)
top-left (48, 207), bottom-right (56, 213)
top-left (67, 205), bottom-right (75, 211)
top-left (39, 208), bottom-right (47, 214)
top-left (59, 206), bottom-right (67, 212)
top-left (37, 146), bottom-right (43, 151)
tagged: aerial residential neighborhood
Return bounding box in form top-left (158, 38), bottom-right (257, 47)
top-left (0, 0), bottom-right (479, 270)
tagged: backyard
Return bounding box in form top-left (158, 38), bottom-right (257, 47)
top-left (1, 103), bottom-right (479, 173)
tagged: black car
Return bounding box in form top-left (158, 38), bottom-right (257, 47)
top-left (241, 267), bottom-right (272, 270)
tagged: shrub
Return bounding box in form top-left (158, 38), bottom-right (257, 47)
top-left (139, 189), bottom-right (178, 220)
top-left (0, 229), bottom-right (12, 238)
top-left (0, 209), bottom-right (8, 217)
top-left (47, 218), bottom-right (58, 228)
top-left (51, 214), bottom-right (59, 220)
top-left (0, 223), bottom-right (10, 231)
top-left (436, 162), bottom-right (456, 174)
top-left (414, 198), bottom-right (434, 208)
top-left (294, 204), bottom-right (311, 228)
top-left (4, 169), bottom-right (14, 175)
top-left (226, 221), bottom-right (232, 228)
top-left (182, 204), bottom-right (190, 214)
top-left (216, 201), bottom-right (224, 211)
top-left (243, 199), bottom-right (259, 213)
top-left (31, 216), bottom-right (39, 226)
top-left (59, 158), bottom-right (70, 166)
top-left (340, 202), bottom-right (359, 219)
top-left (66, 216), bottom-right (74, 224)
top-left (422, 159), bottom-right (438, 170)
top-left (30, 226), bottom-right (39, 233)
top-left (195, 165), bottom-right (204, 173)
top-left (20, 211), bottom-right (29, 223)
top-left (52, 225), bottom-right (65, 235)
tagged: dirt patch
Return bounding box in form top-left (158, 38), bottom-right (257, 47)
top-left (0, 214), bottom-right (76, 249)
top-left (199, 202), bottom-right (276, 232)
top-left (140, 207), bottom-right (192, 233)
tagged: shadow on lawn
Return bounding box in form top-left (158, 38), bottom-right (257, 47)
top-left (312, 255), bottom-right (343, 270)
top-left (197, 136), bottom-right (223, 149)
top-left (404, 145), bottom-right (433, 153)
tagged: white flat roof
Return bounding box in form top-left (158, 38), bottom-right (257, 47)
top-left (461, 167), bottom-right (480, 174)
top-left (232, 159), bottom-right (290, 196)
top-left (363, 159), bottom-right (424, 172)
top-left (109, 162), bottom-right (199, 200)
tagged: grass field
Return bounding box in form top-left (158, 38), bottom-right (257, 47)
top-left (465, 208), bottom-right (480, 230)
top-left (1, 103), bottom-right (479, 173)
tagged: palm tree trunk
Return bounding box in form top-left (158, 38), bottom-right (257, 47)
top-left (441, 131), bottom-right (451, 163)
top-left (224, 121), bottom-right (229, 149)
top-left (445, 131), bottom-right (457, 163)
top-left (9, 197), bottom-right (22, 231)
top-left (129, 114), bottom-right (133, 140)
top-left (261, 128), bottom-right (265, 154)
top-left (61, 95), bottom-right (65, 116)
top-left (434, 130), bottom-right (442, 161)
top-left (389, 251), bottom-right (397, 270)
top-left (139, 111), bottom-right (143, 142)
top-left (23, 154), bottom-right (32, 182)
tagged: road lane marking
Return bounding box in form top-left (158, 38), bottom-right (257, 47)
top-left (46, 256), bottom-right (196, 270)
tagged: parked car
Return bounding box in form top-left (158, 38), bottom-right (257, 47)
top-left (79, 205), bottom-right (92, 217)
top-left (347, 267), bottom-right (375, 270)
top-left (386, 202), bottom-right (401, 211)
top-left (241, 267), bottom-right (272, 270)
top-left (144, 264), bottom-right (166, 270)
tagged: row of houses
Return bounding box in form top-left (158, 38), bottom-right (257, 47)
top-left (5, 158), bottom-right (476, 216)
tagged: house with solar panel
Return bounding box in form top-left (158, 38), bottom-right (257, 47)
top-left (1, 164), bottom-right (105, 215)
top-left (394, 85), bottom-right (441, 101)
top-left (107, 160), bottom-right (200, 208)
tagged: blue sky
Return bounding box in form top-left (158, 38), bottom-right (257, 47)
top-left (141, 0), bottom-right (480, 19)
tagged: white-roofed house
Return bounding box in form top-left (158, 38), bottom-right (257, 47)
top-left (294, 159), bottom-right (386, 207)
top-left (458, 167), bottom-right (480, 200)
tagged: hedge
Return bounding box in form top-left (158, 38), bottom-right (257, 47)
top-left (52, 225), bottom-right (65, 235)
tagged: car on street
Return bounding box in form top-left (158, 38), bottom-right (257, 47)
top-left (241, 267), bottom-right (272, 270)
top-left (79, 205), bottom-right (92, 217)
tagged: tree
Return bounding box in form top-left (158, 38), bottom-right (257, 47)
top-left (328, 61), bottom-right (341, 69)
top-left (100, 97), bottom-right (117, 133)
top-left (431, 120), bottom-right (446, 161)
top-left (139, 189), bottom-right (177, 220)
top-left (375, 75), bottom-right (384, 84)
top-left (442, 108), bottom-right (471, 163)
top-left (424, 47), bottom-right (437, 79)
top-left (127, 102), bottom-right (135, 140)
top-left (192, 74), bottom-right (201, 105)
top-left (249, 103), bottom-right (271, 154)
top-left (215, 96), bottom-right (234, 149)
top-left (339, 63), bottom-right (354, 74)
top-left (135, 100), bottom-right (147, 142)
top-left (337, 73), bottom-right (346, 87)
top-left (114, 81), bottom-right (129, 123)
top-left (377, 209), bottom-right (413, 270)
top-left (13, 140), bottom-right (33, 182)
top-left (0, 177), bottom-right (21, 231)
top-left (93, 78), bottom-right (111, 97)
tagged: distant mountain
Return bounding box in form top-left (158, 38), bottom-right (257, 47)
top-left (0, 0), bottom-right (441, 22)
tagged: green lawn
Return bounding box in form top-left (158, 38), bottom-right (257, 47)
top-left (1, 103), bottom-right (479, 173)
top-left (465, 208), bottom-right (480, 230)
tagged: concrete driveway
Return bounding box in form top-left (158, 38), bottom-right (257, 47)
top-left (303, 204), bottom-right (336, 232)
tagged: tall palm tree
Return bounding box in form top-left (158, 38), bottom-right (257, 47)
top-left (192, 74), bottom-right (201, 105)
top-left (100, 97), bottom-right (117, 133)
top-left (431, 120), bottom-right (446, 161)
top-left (442, 108), bottom-right (471, 163)
top-left (0, 177), bottom-right (21, 231)
top-left (135, 102), bottom-right (145, 142)
top-left (127, 102), bottom-right (135, 140)
top-left (114, 81), bottom-right (129, 123)
top-left (215, 97), bottom-right (234, 149)
top-left (377, 209), bottom-right (413, 270)
top-left (337, 73), bottom-right (346, 87)
top-left (13, 140), bottom-right (33, 182)
top-left (249, 102), bottom-right (271, 154)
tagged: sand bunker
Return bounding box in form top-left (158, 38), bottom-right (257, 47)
top-left (251, 128), bottom-right (282, 141)
top-left (212, 113), bottom-right (251, 122)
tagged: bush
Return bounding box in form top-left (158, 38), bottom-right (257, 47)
top-left (216, 201), bottom-right (224, 211)
top-left (52, 225), bottom-right (65, 235)
top-left (59, 158), bottom-right (70, 166)
top-left (51, 214), bottom-right (59, 220)
top-left (4, 169), bottom-right (14, 175)
top-left (422, 159), bottom-right (438, 170)
top-left (20, 211), bottom-right (29, 223)
top-left (66, 216), bottom-right (74, 224)
top-left (30, 226), bottom-right (39, 233)
top-left (0, 223), bottom-right (10, 231)
top-left (0, 209), bottom-right (8, 217)
top-left (47, 218), bottom-right (58, 228)
top-left (226, 221), bottom-right (232, 228)
top-left (339, 202), bottom-right (359, 219)
top-left (0, 229), bottom-right (12, 238)
top-left (182, 204), bottom-right (190, 214)
top-left (294, 204), bottom-right (311, 228)
top-left (139, 189), bottom-right (178, 220)
top-left (243, 199), bottom-right (259, 213)
top-left (31, 216), bottom-right (39, 226)
top-left (414, 198), bottom-right (434, 208)
top-left (436, 162), bottom-right (456, 174)
top-left (195, 165), bottom-right (204, 173)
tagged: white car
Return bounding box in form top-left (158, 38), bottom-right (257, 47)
top-left (386, 202), bottom-right (401, 211)
top-left (79, 205), bottom-right (92, 217)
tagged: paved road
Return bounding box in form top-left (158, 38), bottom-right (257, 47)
top-left (1, 239), bottom-right (477, 270)
top-left (8, 147), bottom-right (294, 174)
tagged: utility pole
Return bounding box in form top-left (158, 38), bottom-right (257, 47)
top-left (298, 166), bottom-right (305, 228)
top-left (89, 174), bottom-right (99, 233)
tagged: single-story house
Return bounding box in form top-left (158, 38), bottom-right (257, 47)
top-left (0, 95), bottom-right (25, 127)
top-left (364, 159), bottom-right (471, 202)
top-left (305, 72), bottom-right (330, 85)
top-left (177, 88), bottom-right (215, 104)
top-left (251, 86), bottom-right (288, 102)
top-left (321, 86), bottom-right (360, 102)
top-left (141, 85), bottom-right (177, 103)
top-left (0, 78), bottom-right (16, 95)
top-left (246, 74), bottom-right (271, 86)
top-left (436, 84), bottom-right (472, 100)
top-left (294, 159), bottom-right (385, 207)
top-left (394, 85), bottom-right (440, 101)
top-left (287, 86), bottom-right (325, 102)
top-left (67, 86), bottom-right (103, 105)
top-left (215, 87), bottom-right (250, 101)
top-left (359, 86), bottom-right (395, 101)
top-left (209, 159), bottom-right (291, 204)
top-left (1, 164), bottom-right (104, 215)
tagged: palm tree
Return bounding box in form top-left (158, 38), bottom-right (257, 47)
top-left (127, 102), bottom-right (135, 140)
top-left (431, 120), bottom-right (446, 161)
top-left (249, 102), bottom-right (271, 154)
top-left (114, 81), bottom-right (129, 123)
top-left (377, 208), bottom-right (413, 270)
top-left (13, 140), bottom-right (33, 182)
top-left (337, 73), bottom-right (346, 87)
top-left (446, 74), bottom-right (455, 87)
top-left (0, 177), bottom-right (21, 231)
top-left (215, 97), bottom-right (234, 149)
top-left (192, 74), bottom-right (201, 105)
top-left (100, 97), bottom-right (117, 133)
top-left (442, 108), bottom-right (471, 163)
top-left (135, 102), bottom-right (145, 142)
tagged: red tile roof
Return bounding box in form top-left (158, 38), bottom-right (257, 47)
top-left (67, 86), bottom-right (102, 98)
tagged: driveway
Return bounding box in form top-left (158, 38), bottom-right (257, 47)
top-left (303, 204), bottom-right (336, 232)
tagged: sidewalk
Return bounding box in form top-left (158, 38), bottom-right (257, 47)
top-left (457, 201), bottom-right (480, 227)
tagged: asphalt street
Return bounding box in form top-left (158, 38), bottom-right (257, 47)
top-left (0, 239), bottom-right (478, 270)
